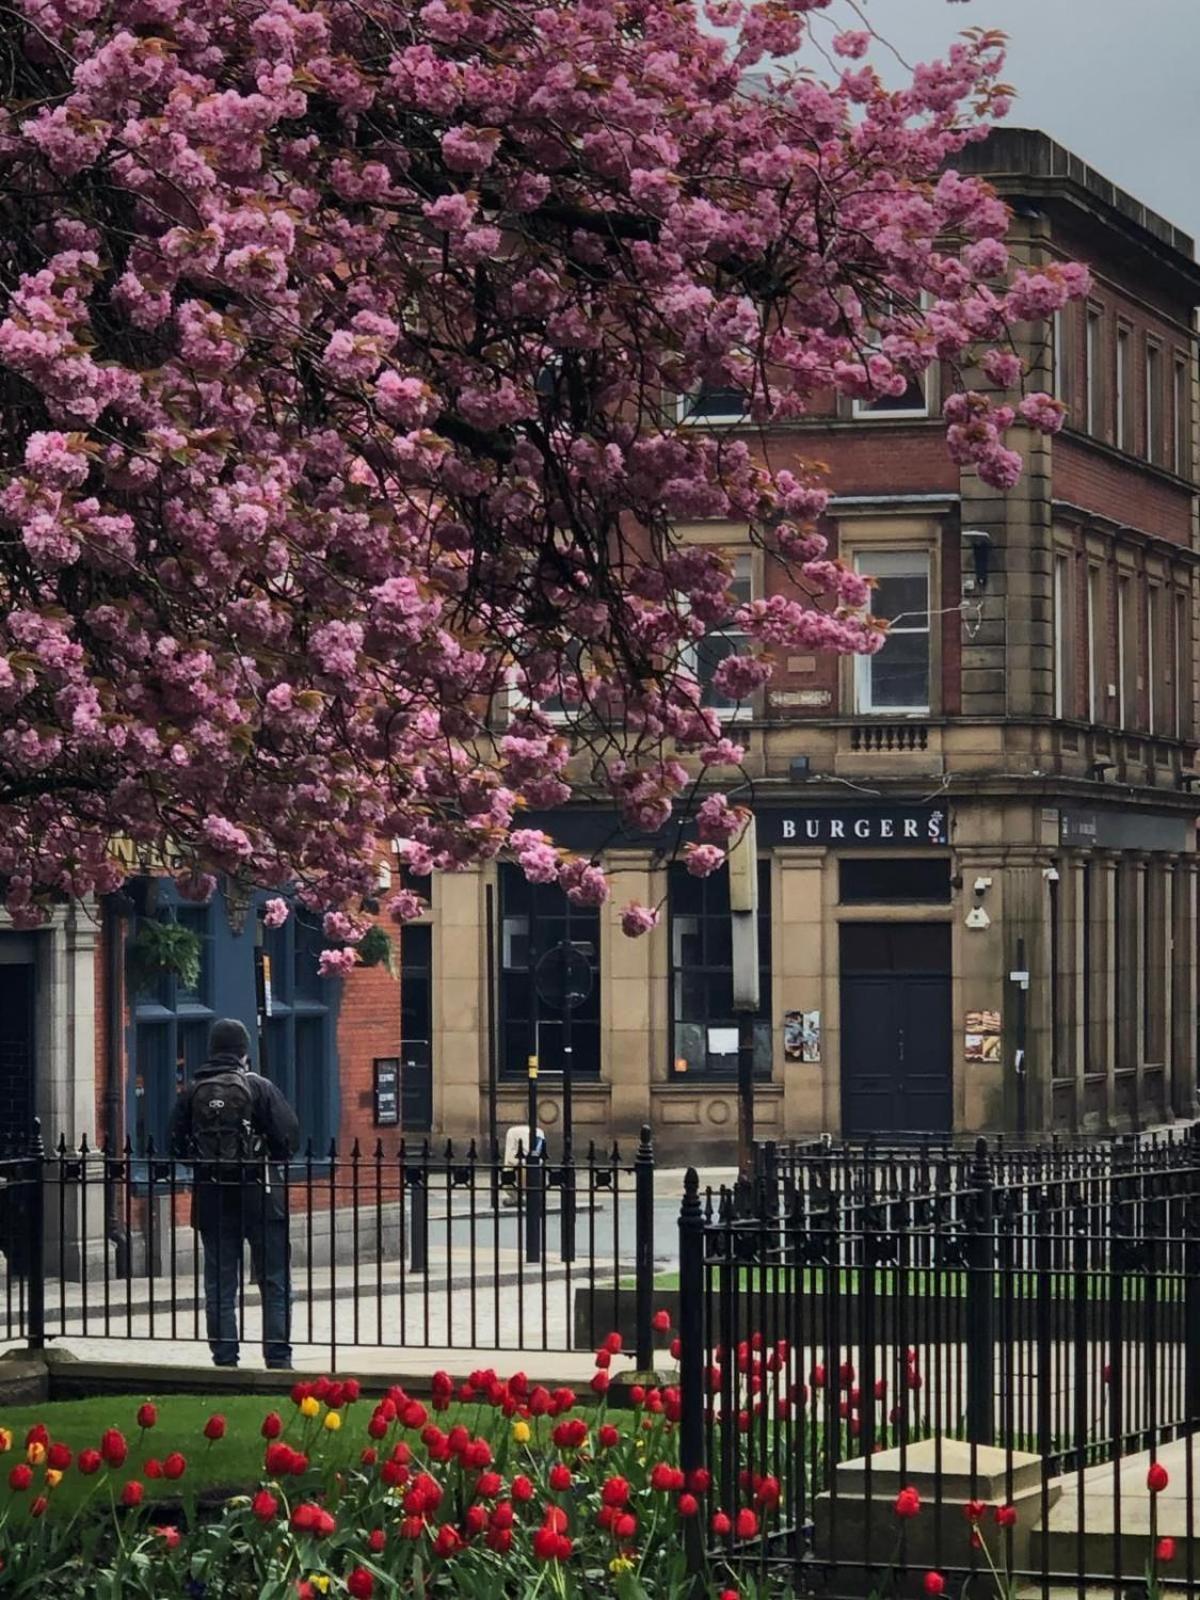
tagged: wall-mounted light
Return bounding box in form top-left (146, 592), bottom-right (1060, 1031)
top-left (789, 756), bottom-right (811, 781)
top-left (1091, 760), bottom-right (1116, 781)
top-left (1179, 771), bottom-right (1200, 791)
top-left (962, 529), bottom-right (992, 593)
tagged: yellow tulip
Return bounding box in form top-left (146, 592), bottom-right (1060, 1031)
top-left (511, 1420), bottom-right (531, 1444)
top-left (310, 1577), bottom-right (331, 1595)
top-left (300, 1396), bottom-right (320, 1418)
top-left (45, 1469), bottom-right (63, 1489)
top-left (0, 1429), bottom-right (11, 1453)
top-left (610, 1557), bottom-right (634, 1575)
top-left (323, 1410), bottom-right (341, 1432)
top-left (26, 1442), bottom-right (46, 1465)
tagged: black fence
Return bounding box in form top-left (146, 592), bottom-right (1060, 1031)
top-left (0, 1123), bottom-right (658, 1366)
top-left (679, 1130), bottom-right (1200, 1594)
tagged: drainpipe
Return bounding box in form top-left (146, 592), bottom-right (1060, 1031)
top-left (102, 892), bottom-right (131, 1278)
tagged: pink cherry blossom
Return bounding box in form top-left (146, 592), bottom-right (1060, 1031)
top-left (263, 898), bottom-right (290, 929)
top-left (620, 904), bottom-right (659, 938)
top-left (0, 0), bottom-right (1088, 928)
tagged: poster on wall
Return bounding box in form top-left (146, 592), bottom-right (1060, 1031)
top-left (964, 1009), bottom-right (1002, 1062)
top-left (784, 1010), bottom-right (821, 1063)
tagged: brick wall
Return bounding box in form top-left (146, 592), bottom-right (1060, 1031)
top-left (334, 920), bottom-right (402, 1153)
top-left (1054, 435), bottom-right (1193, 543)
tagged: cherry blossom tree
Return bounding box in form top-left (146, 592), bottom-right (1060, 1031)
top-left (0, 0), bottom-right (1088, 936)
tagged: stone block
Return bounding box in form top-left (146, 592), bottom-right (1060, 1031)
top-left (814, 1436), bottom-right (1057, 1592)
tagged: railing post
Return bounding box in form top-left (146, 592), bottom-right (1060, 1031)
top-left (634, 1125), bottom-right (655, 1371)
top-left (525, 1137), bottom-right (544, 1265)
top-left (27, 1119), bottom-right (46, 1352)
top-left (409, 1142), bottom-right (428, 1276)
top-left (965, 1136), bottom-right (995, 1445)
top-left (678, 1168), bottom-right (706, 1582)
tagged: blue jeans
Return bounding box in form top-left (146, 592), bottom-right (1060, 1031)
top-left (196, 1182), bottom-right (292, 1367)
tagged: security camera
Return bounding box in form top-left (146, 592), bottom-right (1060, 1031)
top-left (973, 876), bottom-right (992, 896)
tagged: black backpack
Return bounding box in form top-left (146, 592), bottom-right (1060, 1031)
top-left (189, 1070), bottom-right (260, 1167)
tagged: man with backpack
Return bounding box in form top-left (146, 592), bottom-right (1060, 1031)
top-left (169, 1018), bottom-right (300, 1369)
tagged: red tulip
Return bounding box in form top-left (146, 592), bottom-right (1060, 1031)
top-left (261, 1412), bottom-right (283, 1439)
top-left (1158, 1537), bottom-right (1177, 1564)
top-left (994, 1504), bottom-right (1018, 1528)
top-left (712, 1510), bottom-right (732, 1537)
top-left (47, 1442), bottom-right (72, 1471)
top-left (121, 1480), bottom-right (144, 1507)
top-left (735, 1507), bottom-right (759, 1538)
top-left (145, 1458), bottom-right (163, 1478)
top-left (678, 1492), bottom-right (699, 1517)
top-left (252, 1489), bottom-right (279, 1522)
top-left (924, 1573), bottom-right (946, 1596)
top-left (154, 1525), bottom-right (181, 1550)
top-left (894, 1486), bottom-right (921, 1519)
top-left (346, 1568), bottom-right (374, 1599)
top-left (77, 1449), bottom-right (101, 1476)
top-left (100, 1429), bottom-right (128, 1468)
top-left (1148, 1462), bottom-right (1170, 1494)
top-left (652, 1309), bottom-right (671, 1332)
top-left (163, 1452), bottom-right (187, 1481)
top-left (203, 1414), bottom-right (226, 1442)
top-left (8, 1464), bottom-right (32, 1491)
top-left (30, 1494), bottom-right (48, 1518)
top-left (136, 1404), bottom-right (157, 1431)
top-left (368, 1527), bottom-right (386, 1554)
top-left (549, 1464), bottom-right (572, 1491)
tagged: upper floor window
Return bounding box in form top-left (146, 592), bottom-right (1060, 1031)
top-left (1146, 340), bottom-right (1163, 464)
top-left (1174, 357), bottom-right (1190, 477)
top-left (1116, 326), bottom-right (1131, 452)
top-left (851, 296), bottom-right (929, 419)
top-left (686, 552), bottom-right (755, 719)
top-left (677, 382), bottom-right (748, 426)
top-left (1054, 553), bottom-right (1070, 720)
top-left (853, 551), bottom-right (931, 715)
top-left (1086, 308), bottom-right (1103, 436)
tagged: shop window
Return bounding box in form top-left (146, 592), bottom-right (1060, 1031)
top-left (669, 860), bottom-right (771, 1078)
top-left (262, 905), bottom-right (335, 1152)
top-left (399, 922), bottom-right (433, 1132)
top-left (854, 551), bottom-right (931, 714)
top-left (839, 857), bottom-right (951, 904)
top-left (131, 893), bottom-right (215, 1152)
top-left (686, 553), bottom-right (755, 718)
top-left (498, 864), bottom-right (601, 1079)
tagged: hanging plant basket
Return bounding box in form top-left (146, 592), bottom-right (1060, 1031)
top-left (127, 918), bottom-right (202, 993)
top-left (356, 925), bottom-right (395, 975)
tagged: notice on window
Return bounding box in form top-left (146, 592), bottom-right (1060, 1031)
top-left (707, 1027), bottom-right (739, 1057)
top-left (784, 1010), bottom-right (821, 1063)
top-left (964, 1010), bottom-right (1001, 1062)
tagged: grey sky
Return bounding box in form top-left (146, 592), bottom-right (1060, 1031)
top-left (830, 0), bottom-right (1200, 245)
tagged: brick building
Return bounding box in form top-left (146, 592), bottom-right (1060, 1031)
top-left (0, 129), bottom-right (1197, 1171)
top-left (417, 129), bottom-right (1200, 1157)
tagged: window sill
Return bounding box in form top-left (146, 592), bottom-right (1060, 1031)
top-left (654, 1077), bottom-right (778, 1090)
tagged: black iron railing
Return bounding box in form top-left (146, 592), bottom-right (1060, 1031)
top-left (0, 1123), bottom-right (659, 1367)
top-left (680, 1130), bottom-right (1200, 1594)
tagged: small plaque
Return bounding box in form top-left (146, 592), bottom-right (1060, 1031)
top-left (373, 1058), bottom-right (400, 1126)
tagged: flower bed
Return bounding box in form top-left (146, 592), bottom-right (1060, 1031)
top-left (0, 1322), bottom-right (759, 1599)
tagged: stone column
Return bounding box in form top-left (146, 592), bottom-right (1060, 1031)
top-left (603, 850), bottom-right (657, 1140)
top-left (1172, 859), bottom-right (1198, 1118)
top-left (1092, 852), bottom-right (1118, 1122)
top-left (776, 850), bottom-right (827, 1135)
top-left (955, 849), bottom-right (1008, 1132)
top-left (432, 866), bottom-right (486, 1140)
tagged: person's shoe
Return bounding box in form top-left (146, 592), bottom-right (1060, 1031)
top-left (265, 1358), bottom-right (294, 1370)
top-left (212, 1358), bottom-right (238, 1369)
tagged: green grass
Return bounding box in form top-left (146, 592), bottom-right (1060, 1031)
top-left (0, 1394), bottom-right (334, 1515)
